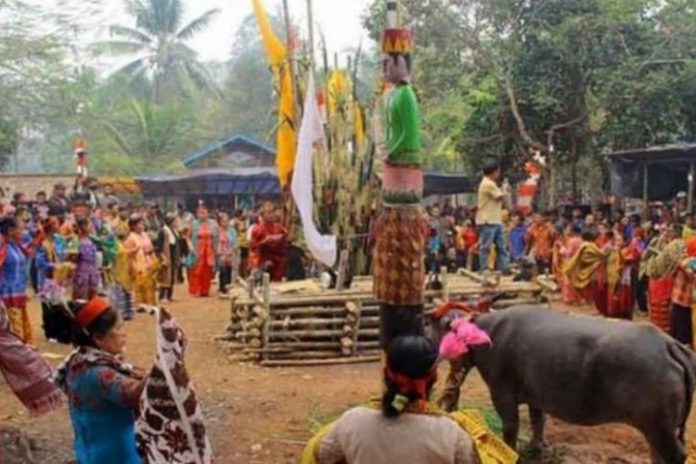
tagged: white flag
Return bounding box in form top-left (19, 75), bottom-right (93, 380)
top-left (291, 73), bottom-right (337, 268)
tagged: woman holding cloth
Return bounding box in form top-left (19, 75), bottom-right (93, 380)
top-left (53, 296), bottom-right (147, 464)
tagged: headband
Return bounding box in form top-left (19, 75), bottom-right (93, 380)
top-left (76, 297), bottom-right (111, 329)
top-left (384, 367), bottom-right (437, 401)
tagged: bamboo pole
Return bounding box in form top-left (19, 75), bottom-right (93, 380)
top-left (233, 281), bottom-right (543, 306)
top-left (260, 356), bottom-right (380, 367)
top-left (306, 0), bottom-right (315, 72)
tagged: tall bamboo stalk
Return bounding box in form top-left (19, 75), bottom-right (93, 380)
top-left (306, 0), bottom-right (316, 74)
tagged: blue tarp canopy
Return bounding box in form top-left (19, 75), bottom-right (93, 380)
top-left (137, 168), bottom-right (475, 198)
top-left (136, 168), bottom-right (281, 197)
top-left (423, 172), bottom-right (477, 196)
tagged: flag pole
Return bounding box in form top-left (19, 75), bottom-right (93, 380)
top-left (281, 0), bottom-right (300, 232)
top-left (306, 0), bottom-right (316, 75)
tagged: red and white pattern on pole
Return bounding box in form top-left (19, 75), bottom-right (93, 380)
top-left (517, 160), bottom-right (544, 215)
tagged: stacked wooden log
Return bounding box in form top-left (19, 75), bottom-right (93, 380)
top-left (224, 274), bottom-right (550, 367)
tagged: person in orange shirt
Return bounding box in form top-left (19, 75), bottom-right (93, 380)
top-left (525, 212), bottom-right (557, 274)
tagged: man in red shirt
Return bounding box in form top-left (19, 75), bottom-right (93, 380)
top-left (249, 205), bottom-right (288, 282)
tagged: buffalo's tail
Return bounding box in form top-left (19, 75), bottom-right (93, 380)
top-left (667, 340), bottom-right (696, 444)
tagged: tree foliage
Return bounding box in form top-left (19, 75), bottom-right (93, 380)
top-left (94, 0), bottom-right (221, 102)
top-left (363, 0), bottom-right (696, 201)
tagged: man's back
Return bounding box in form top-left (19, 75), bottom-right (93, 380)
top-left (475, 177), bottom-right (502, 225)
top-left (316, 407), bottom-right (476, 464)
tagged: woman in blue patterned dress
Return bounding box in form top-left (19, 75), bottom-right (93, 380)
top-left (53, 297), bottom-right (146, 464)
top-left (72, 216), bottom-right (100, 300)
top-left (0, 216), bottom-right (37, 344)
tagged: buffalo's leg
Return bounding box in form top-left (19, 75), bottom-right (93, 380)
top-left (643, 424), bottom-right (686, 464)
top-left (438, 358), bottom-right (466, 412)
top-left (528, 405), bottom-right (547, 452)
top-left (492, 393), bottom-right (520, 450)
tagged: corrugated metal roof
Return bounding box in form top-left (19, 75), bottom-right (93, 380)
top-left (182, 134), bottom-right (276, 167)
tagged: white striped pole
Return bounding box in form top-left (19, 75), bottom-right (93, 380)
top-left (386, 0), bottom-right (397, 28)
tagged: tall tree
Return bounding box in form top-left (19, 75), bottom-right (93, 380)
top-left (94, 0), bottom-right (221, 102)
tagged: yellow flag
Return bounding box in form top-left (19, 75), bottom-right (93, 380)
top-left (354, 103), bottom-right (365, 153)
top-left (328, 70), bottom-right (351, 115)
top-left (251, 0), bottom-right (297, 186)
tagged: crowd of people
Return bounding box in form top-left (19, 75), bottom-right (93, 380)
top-left (2, 169), bottom-right (696, 463)
top-left (0, 178), bottom-right (293, 347)
top-left (452, 163), bottom-right (696, 347)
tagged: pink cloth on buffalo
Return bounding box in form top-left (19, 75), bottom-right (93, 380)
top-left (439, 319), bottom-right (492, 360)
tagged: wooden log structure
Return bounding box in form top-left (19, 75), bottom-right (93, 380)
top-left (224, 274), bottom-right (547, 366)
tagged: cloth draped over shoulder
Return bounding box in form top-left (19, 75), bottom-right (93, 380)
top-left (563, 242), bottom-right (604, 290)
top-left (300, 401), bottom-right (517, 464)
top-left (0, 304), bottom-right (63, 416)
top-left (136, 308), bottom-right (213, 464)
top-left (606, 248), bottom-right (623, 293)
top-left (647, 239), bottom-right (686, 279)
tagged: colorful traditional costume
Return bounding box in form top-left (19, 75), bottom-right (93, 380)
top-left (55, 347), bottom-right (144, 464)
top-left (0, 239), bottom-right (34, 343)
top-left (110, 238), bottom-right (134, 320)
top-left (606, 244), bottom-right (634, 320)
top-left (645, 237), bottom-right (685, 332)
top-left (126, 231), bottom-right (157, 307)
top-left (563, 240), bottom-right (605, 309)
top-left (155, 224), bottom-right (180, 301)
top-left (559, 235), bottom-right (582, 304)
top-left (72, 235), bottom-right (100, 301)
top-left (670, 238), bottom-right (696, 346)
top-left (218, 224), bottom-right (238, 293)
top-left (250, 220), bottom-right (288, 282)
top-left (187, 217), bottom-right (219, 297)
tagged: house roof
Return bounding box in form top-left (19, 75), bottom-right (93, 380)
top-left (183, 133), bottom-right (276, 167)
top-left (607, 142), bottom-right (696, 164)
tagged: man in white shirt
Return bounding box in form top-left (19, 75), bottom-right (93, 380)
top-left (475, 163), bottom-right (510, 272)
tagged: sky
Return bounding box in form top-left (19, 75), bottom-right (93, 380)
top-left (94, 0), bottom-right (373, 63)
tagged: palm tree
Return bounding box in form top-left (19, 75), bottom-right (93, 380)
top-left (94, 0), bottom-right (221, 101)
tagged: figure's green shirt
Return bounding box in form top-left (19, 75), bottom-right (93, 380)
top-left (386, 83), bottom-right (422, 165)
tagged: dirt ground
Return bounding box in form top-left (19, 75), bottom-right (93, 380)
top-left (0, 289), bottom-right (693, 463)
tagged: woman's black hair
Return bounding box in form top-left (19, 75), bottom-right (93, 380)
top-left (0, 216), bottom-right (18, 236)
top-left (581, 230), bottom-right (597, 242)
top-left (75, 215), bottom-right (90, 231)
top-left (382, 336), bottom-right (439, 419)
top-left (44, 301), bottom-right (119, 347)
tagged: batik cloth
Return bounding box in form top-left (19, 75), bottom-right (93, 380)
top-left (136, 308), bottom-right (213, 464)
top-left (372, 207), bottom-right (429, 305)
top-left (0, 303), bottom-right (63, 416)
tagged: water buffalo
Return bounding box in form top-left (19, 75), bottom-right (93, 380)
top-left (430, 306), bottom-right (696, 464)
